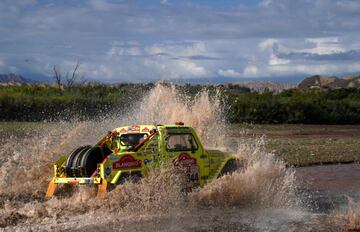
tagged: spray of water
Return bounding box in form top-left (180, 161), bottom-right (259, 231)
top-left (0, 83), bottom-right (302, 230)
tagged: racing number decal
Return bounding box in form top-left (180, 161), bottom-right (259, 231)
top-left (173, 153), bottom-right (199, 185)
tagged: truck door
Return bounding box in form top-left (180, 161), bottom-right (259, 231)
top-left (164, 132), bottom-right (205, 187)
top-left (137, 133), bottom-right (161, 167)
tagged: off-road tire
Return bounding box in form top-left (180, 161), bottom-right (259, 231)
top-left (79, 146), bottom-right (104, 177)
top-left (65, 145), bottom-right (91, 177)
top-left (70, 146), bottom-right (91, 177)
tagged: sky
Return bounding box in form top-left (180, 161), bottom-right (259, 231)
top-left (0, 0), bottom-right (360, 83)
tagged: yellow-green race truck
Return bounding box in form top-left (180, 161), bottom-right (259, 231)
top-left (46, 123), bottom-right (237, 198)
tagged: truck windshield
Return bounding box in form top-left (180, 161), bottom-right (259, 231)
top-left (165, 133), bottom-right (198, 151)
top-left (120, 133), bottom-right (148, 147)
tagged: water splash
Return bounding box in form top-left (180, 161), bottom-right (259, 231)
top-left (132, 83), bottom-right (226, 147)
top-left (0, 82), bottom-right (304, 230)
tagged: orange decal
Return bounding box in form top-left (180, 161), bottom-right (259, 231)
top-left (129, 125), bottom-right (140, 133)
top-left (68, 180), bottom-right (79, 185)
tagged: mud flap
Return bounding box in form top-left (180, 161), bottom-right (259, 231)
top-left (97, 179), bottom-right (107, 198)
top-left (45, 178), bottom-right (57, 198)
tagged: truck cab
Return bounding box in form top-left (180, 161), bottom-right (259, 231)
top-left (46, 123), bottom-right (236, 198)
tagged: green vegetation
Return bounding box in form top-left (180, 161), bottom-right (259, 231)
top-left (227, 88), bottom-right (360, 124)
top-left (0, 84), bottom-right (153, 121)
top-left (268, 138), bottom-right (360, 166)
top-left (1, 84), bottom-right (360, 124)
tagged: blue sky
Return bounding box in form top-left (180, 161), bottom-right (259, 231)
top-left (0, 0), bottom-right (360, 83)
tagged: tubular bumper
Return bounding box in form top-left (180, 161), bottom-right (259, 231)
top-left (45, 163), bottom-right (107, 198)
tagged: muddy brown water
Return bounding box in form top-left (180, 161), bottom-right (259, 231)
top-left (1, 84), bottom-right (359, 231)
top-left (296, 163), bottom-right (360, 193)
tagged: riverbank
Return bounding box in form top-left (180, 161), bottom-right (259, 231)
top-left (1, 122), bottom-right (360, 167)
top-left (231, 124), bottom-right (360, 166)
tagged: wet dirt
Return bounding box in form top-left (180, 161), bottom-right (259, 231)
top-left (0, 83), bottom-right (359, 231)
top-left (296, 163), bottom-right (360, 193)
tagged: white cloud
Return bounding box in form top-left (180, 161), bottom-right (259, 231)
top-left (258, 38), bottom-right (278, 51)
top-left (218, 66), bottom-right (260, 78)
top-left (107, 46), bottom-right (142, 57)
top-left (1, 1), bottom-right (360, 82)
top-left (267, 62), bottom-right (360, 77)
top-left (160, 0), bottom-right (169, 5)
top-left (243, 65), bottom-right (259, 77)
top-left (0, 58), bottom-right (5, 68)
top-left (145, 41), bottom-right (206, 56)
top-left (259, 0), bottom-right (273, 7)
top-left (140, 57), bottom-right (208, 80)
top-left (177, 60), bottom-right (207, 76)
top-left (89, 0), bottom-right (113, 11)
top-left (0, 58), bottom-right (19, 73)
top-left (269, 53), bottom-right (290, 65)
top-left (217, 69), bottom-right (241, 78)
top-left (303, 37), bottom-right (346, 55)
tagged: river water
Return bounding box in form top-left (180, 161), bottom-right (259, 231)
top-left (296, 163), bottom-right (360, 193)
top-left (0, 84), bottom-right (359, 231)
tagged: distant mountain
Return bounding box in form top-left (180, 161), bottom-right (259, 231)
top-left (171, 76), bottom-right (304, 84)
top-left (298, 75), bottom-right (360, 89)
top-left (233, 80), bottom-right (295, 92)
top-left (0, 73), bottom-right (34, 83)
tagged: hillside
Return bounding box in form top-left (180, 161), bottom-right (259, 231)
top-left (0, 73), bottom-right (32, 84)
top-left (298, 75), bottom-right (360, 89)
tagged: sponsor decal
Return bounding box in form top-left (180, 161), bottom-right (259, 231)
top-left (144, 159), bottom-right (153, 164)
top-left (109, 156), bottom-right (119, 162)
top-left (173, 153), bottom-right (197, 167)
top-left (129, 125), bottom-right (140, 132)
top-left (111, 130), bottom-right (118, 136)
top-left (120, 128), bottom-right (127, 134)
top-left (112, 154), bottom-right (142, 170)
top-left (68, 180), bottom-right (79, 185)
top-left (142, 127), bottom-right (149, 132)
top-left (173, 153), bottom-right (199, 185)
top-left (84, 179), bottom-right (93, 184)
top-left (142, 150), bottom-right (155, 155)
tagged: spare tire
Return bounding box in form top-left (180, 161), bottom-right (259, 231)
top-left (70, 146), bottom-right (91, 177)
top-left (65, 145), bottom-right (91, 177)
top-left (72, 146), bottom-right (92, 177)
top-left (79, 146), bottom-right (104, 177)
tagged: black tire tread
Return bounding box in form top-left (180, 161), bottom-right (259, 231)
top-left (65, 145), bottom-right (91, 177)
top-left (79, 146), bottom-right (104, 177)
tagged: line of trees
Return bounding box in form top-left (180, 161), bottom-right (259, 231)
top-left (227, 88), bottom-right (360, 124)
top-left (0, 84), bottom-right (152, 121)
top-left (1, 83), bottom-right (360, 124)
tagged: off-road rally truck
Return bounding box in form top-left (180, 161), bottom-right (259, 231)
top-left (46, 123), bottom-right (237, 198)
